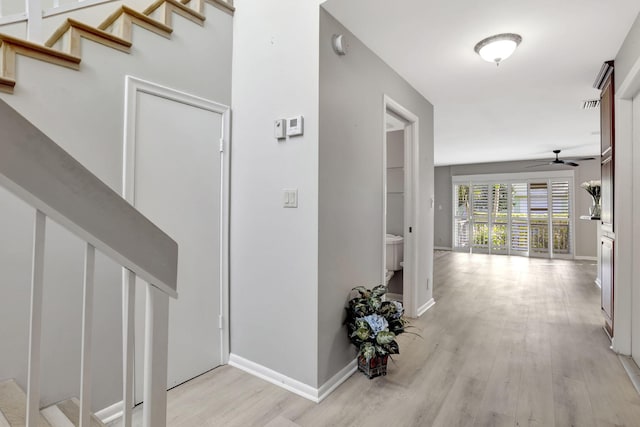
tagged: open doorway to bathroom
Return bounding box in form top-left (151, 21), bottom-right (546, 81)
top-left (385, 114), bottom-right (405, 302)
top-left (383, 95), bottom-right (419, 317)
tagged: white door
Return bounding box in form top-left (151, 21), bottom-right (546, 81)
top-left (124, 80), bottom-right (228, 401)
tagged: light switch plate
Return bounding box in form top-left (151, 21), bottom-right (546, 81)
top-left (283, 188), bottom-right (298, 208)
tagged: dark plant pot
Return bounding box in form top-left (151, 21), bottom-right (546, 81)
top-left (357, 354), bottom-right (388, 379)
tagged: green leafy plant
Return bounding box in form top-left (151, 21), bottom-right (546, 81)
top-left (345, 285), bottom-right (408, 360)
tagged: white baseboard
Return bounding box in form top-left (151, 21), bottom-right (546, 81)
top-left (434, 246), bottom-right (452, 251)
top-left (229, 353), bottom-right (355, 403)
top-left (417, 298), bottom-right (436, 317)
top-left (574, 255), bottom-right (598, 261)
top-left (95, 400), bottom-right (123, 424)
top-left (317, 358), bottom-right (357, 402)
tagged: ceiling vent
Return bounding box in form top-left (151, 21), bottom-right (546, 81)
top-left (581, 99), bottom-right (600, 109)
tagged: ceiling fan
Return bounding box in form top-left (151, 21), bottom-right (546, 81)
top-left (527, 149), bottom-right (595, 168)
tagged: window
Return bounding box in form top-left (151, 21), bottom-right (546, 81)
top-left (452, 171), bottom-right (574, 258)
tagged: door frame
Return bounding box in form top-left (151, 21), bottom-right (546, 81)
top-left (122, 75), bottom-right (231, 364)
top-left (383, 95), bottom-right (419, 318)
top-left (614, 59), bottom-right (640, 357)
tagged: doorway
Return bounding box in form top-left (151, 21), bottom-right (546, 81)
top-left (123, 77), bottom-right (230, 401)
top-left (383, 96), bottom-right (419, 317)
top-left (385, 114), bottom-right (405, 302)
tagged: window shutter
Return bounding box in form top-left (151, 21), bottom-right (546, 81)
top-left (490, 184), bottom-right (508, 251)
top-left (510, 183), bottom-right (528, 253)
top-left (453, 184), bottom-right (470, 249)
top-left (529, 182), bottom-right (549, 253)
top-left (472, 184), bottom-right (489, 249)
top-left (551, 180), bottom-right (571, 254)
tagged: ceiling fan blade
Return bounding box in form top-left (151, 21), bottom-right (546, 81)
top-left (564, 156), bottom-right (596, 161)
top-left (565, 162), bottom-right (580, 167)
top-left (525, 163), bottom-right (551, 168)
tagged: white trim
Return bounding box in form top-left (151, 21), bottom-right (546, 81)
top-left (612, 56), bottom-right (640, 355)
top-left (229, 354), bottom-right (355, 403)
top-left (43, 0), bottom-right (118, 18)
top-left (595, 278), bottom-right (602, 289)
top-left (452, 170), bottom-right (574, 184)
top-left (574, 255), bottom-right (597, 261)
top-left (95, 401), bottom-right (123, 424)
top-left (383, 95), bottom-right (421, 319)
top-left (123, 75), bottom-right (231, 366)
top-left (619, 355), bottom-right (640, 396)
top-left (416, 298), bottom-right (436, 317)
top-left (434, 246), bottom-right (452, 251)
top-left (317, 358), bottom-right (357, 402)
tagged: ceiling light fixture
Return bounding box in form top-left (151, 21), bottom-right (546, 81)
top-left (474, 33), bottom-right (522, 66)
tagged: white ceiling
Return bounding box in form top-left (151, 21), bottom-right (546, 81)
top-left (322, 0), bottom-right (640, 166)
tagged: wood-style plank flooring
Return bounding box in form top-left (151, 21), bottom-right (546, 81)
top-left (114, 252), bottom-right (640, 426)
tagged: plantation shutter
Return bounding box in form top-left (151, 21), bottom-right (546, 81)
top-left (529, 182), bottom-right (549, 254)
top-left (490, 184), bottom-right (508, 252)
top-left (471, 184), bottom-right (489, 250)
top-left (453, 184), bottom-right (470, 249)
top-left (551, 180), bottom-right (571, 254)
top-left (510, 183), bottom-right (528, 253)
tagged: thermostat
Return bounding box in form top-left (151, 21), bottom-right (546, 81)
top-left (287, 115), bottom-right (304, 137)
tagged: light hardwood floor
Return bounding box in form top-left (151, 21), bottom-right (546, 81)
top-left (115, 252), bottom-right (640, 426)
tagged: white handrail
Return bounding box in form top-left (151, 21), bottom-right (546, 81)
top-left (0, 99), bottom-right (177, 426)
top-left (0, 99), bottom-right (178, 297)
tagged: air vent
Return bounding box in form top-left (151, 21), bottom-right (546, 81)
top-left (581, 99), bottom-right (600, 109)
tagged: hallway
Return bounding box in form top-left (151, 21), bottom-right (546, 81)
top-left (125, 252), bottom-right (640, 426)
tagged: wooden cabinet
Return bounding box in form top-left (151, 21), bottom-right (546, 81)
top-left (596, 60), bottom-right (615, 338)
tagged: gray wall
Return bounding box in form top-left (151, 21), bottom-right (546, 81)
top-left (318, 8), bottom-right (435, 385)
top-left (0, 5), bottom-right (232, 410)
top-left (433, 159), bottom-right (600, 257)
top-left (386, 130), bottom-right (405, 236)
top-left (434, 166), bottom-right (453, 249)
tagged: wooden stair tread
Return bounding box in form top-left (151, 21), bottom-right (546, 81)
top-left (0, 76), bottom-right (16, 94)
top-left (0, 379), bottom-right (52, 426)
top-left (98, 5), bottom-right (173, 38)
top-left (205, 0), bottom-right (235, 14)
top-left (46, 18), bottom-right (132, 49)
top-left (0, 33), bottom-right (81, 65)
top-left (144, 0), bottom-right (206, 24)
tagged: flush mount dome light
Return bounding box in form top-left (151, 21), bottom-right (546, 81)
top-left (474, 33), bottom-right (522, 66)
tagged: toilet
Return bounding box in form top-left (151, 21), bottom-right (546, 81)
top-left (385, 234), bottom-right (404, 284)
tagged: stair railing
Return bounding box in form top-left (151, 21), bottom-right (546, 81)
top-left (0, 98), bottom-right (178, 427)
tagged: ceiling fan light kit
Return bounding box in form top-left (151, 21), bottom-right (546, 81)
top-left (474, 33), bottom-right (522, 66)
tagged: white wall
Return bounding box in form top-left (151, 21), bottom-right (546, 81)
top-left (433, 159), bottom-right (601, 258)
top-left (318, 8), bottom-right (434, 386)
top-left (230, 0), bottom-right (320, 388)
top-left (0, 3), bottom-right (232, 410)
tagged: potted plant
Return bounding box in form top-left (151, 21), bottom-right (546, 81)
top-left (345, 285), bottom-right (408, 379)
